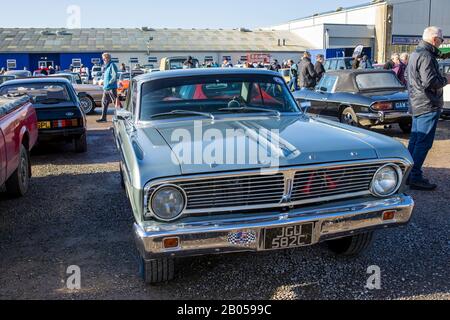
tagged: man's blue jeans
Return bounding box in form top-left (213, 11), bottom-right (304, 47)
top-left (408, 111), bottom-right (440, 182)
top-left (288, 76), bottom-right (299, 91)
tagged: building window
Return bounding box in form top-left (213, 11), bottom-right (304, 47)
top-left (223, 56), bottom-right (232, 61)
top-left (148, 57), bottom-right (158, 63)
top-left (129, 58), bottom-right (139, 64)
top-left (91, 58), bottom-right (101, 64)
top-left (6, 59), bottom-right (16, 69)
top-left (240, 56), bottom-right (248, 61)
top-left (72, 59), bottom-right (82, 67)
top-left (204, 56), bottom-right (214, 62)
top-left (111, 58), bottom-right (119, 63)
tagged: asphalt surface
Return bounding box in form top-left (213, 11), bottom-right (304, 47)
top-left (0, 111), bottom-right (449, 300)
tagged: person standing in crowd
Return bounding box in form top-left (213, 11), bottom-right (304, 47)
top-left (359, 55), bottom-right (373, 69)
top-left (271, 59), bottom-right (281, 72)
top-left (287, 60), bottom-right (299, 91)
top-left (383, 54), bottom-right (396, 70)
top-left (407, 26), bottom-right (449, 191)
top-left (0, 68), bottom-right (5, 75)
top-left (222, 59), bottom-right (232, 68)
top-left (392, 53), bottom-right (407, 85)
top-left (314, 54), bottom-right (326, 82)
top-left (48, 65), bottom-right (56, 75)
top-left (400, 52), bottom-right (409, 66)
top-left (120, 63), bottom-right (127, 72)
top-left (299, 52), bottom-right (317, 90)
top-left (97, 52), bottom-right (119, 123)
top-left (183, 56), bottom-right (195, 69)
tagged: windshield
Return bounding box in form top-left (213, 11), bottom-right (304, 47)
top-left (139, 74), bottom-right (300, 120)
top-left (356, 73), bottom-right (404, 90)
top-left (0, 83), bottom-right (72, 105)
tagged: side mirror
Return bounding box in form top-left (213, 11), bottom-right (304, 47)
top-left (299, 101), bottom-right (311, 114)
top-left (116, 109), bottom-right (132, 121)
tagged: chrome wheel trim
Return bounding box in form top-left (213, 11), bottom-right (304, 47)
top-left (20, 150), bottom-right (29, 190)
top-left (80, 97), bottom-right (93, 113)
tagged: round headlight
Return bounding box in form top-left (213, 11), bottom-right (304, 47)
top-left (371, 164), bottom-right (402, 197)
top-left (150, 185), bottom-right (186, 221)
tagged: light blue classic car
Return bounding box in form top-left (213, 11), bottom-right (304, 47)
top-left (113, 68), bottom-right (415, 284)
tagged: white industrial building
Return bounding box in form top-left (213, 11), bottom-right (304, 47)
top-left (0, 28), bottom-right (307, 71)
top-left (265, 0), bottom-right (450, 63)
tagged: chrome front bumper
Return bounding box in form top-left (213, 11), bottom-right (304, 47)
top-left (134, 195), bottom-right (414, 260)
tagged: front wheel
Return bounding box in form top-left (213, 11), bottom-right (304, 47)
top-left (340, 107), bottom-right (360, 127)
top-left (326, 232), bottom-right (374, 257)
top-left (74, 133), bottom-right (87, 153)
top-left (399, 120), bottom-right (412, 134)
top-left (139, 257), bottom-right (175, 284)
top-left (5, 144), bottom-right (30, 198)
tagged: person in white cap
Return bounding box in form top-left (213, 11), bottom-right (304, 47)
top-left (406, 26), bottom-right (449, 191)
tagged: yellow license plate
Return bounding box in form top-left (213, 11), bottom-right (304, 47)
top-left (38, 121), bottom-right (51, 129)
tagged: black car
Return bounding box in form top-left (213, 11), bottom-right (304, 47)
top-left (0, 78), bottom-right (87, 152)
top-left (293, 69), bottom-right (412, 133)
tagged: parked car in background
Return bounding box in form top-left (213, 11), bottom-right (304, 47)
top-left (294, 70), bottom-right (412, 133)
top-left (49, 73), bottom-right (103, 114)
top-left (439, 59), bottom-right (450, 119)
top-left (117, 70), bottom-right (145, 98)
top-left (0, 78), bottom-right (87, 153)
top-left (4, 70), bottom-right (32, 78)
top-left (113, 68), bottom-right (414, 284)
top-left (160, 56), bottom-right (200, 71)
top-left (0, 75), bottom-right (15, 85)
top-left (0, 95), bottom-right (38, 197)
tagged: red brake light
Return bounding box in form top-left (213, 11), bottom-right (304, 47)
top-left (372, 102), bottom-right (393, 111)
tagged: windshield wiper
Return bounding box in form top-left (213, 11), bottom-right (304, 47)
top-left (150, 110), bottom-right (215, 120)
top-left (218, 107), bottom-right (281, 117)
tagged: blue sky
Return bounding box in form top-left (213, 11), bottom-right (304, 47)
top-left (2, 0), bottom-right (366, 28)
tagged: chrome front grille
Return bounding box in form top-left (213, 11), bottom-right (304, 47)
top-left (145, 160), bottom-right (410, 217)
top-left (178, 174), bottom-right (285, 210)
top-left (290, 164), bottom-right (381, 202)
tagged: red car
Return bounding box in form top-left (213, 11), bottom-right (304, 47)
top-left (0, 95), bottom-right (38, 197)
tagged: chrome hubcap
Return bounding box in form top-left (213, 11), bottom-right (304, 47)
top-left (80, 98), bottom-right (92, 113)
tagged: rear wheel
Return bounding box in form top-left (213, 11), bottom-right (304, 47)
top-left (79, 95), bottom-right (95, 114)
top-left (74, 133), bottom-right (87, 153)
top-left (399, 120), bottom-right (412, 134)
top-left (139, 257), bottom-right (175, 284)
top-left (340, 107), bottom-right (360, 127)
top-left (327, 232), bottom-right (374, 257)
top-left (5, 144), bottom-right (30, 198)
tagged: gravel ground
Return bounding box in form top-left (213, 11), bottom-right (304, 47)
top-left (0, 113), bottom-right (449, 300)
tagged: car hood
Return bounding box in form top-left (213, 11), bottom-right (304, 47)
top-left (147, 115), bottom-right (382, 175)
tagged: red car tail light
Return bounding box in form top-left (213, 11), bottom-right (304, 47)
top-left (52, 119), bottom-right (80, 128)
top-left (371, 102), bottom-right (393, 111)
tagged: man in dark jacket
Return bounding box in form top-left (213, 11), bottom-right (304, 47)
top-left (406, 26), bottom-right (448, 191)
top-left (315, 54), bottom-right (326, 82)
top-left (299, 52), bottom-right (317, 89)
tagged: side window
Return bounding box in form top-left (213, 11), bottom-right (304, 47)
top-left (324, 60), bottom-right (330, 70)
top-left (337, 59), bottom-right (346, 70)
top-left (329, 60), bottom-right (338, 70)
top-left (318, 76), bottom-right (338, 92)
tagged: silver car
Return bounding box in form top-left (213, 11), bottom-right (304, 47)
top-left (113, 68), bottom-right (414, 284)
